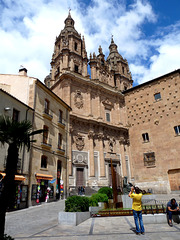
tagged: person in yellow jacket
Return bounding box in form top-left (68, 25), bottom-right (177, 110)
top-left (128, 186), bottom-right (145, 235)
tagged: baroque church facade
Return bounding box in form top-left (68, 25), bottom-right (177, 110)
top-left (45, 12), bottom-right (180, 193)
top-left (45, 12), bottom-right (133, 190)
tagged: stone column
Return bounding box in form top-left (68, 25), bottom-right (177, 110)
top-left (88, 131), bottom-right (95, 177)
top-left (97, 91), bottom-right (103, 120)
top-left (87, 87), bottom-right (93, 116)
top-left (98, 133), bottom-right (105, 177)
top-left (60, 56), bottom-right (63, 73)
top-left (119, 137), bottom-right (127, 177)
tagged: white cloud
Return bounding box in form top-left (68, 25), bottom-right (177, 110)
top-left (0, 0), bottom-right (179, 85)
top-left (131, 22), bottom-right (180, 84)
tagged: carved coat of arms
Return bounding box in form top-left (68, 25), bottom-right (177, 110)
top-left (75, 135), bottom-right (85, 151)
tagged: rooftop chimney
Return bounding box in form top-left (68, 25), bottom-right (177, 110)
top-left (19, 66), bottom-right (28, 76)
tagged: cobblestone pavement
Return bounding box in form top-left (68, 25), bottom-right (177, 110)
top-left (5, 200), bottom-right (180, 240)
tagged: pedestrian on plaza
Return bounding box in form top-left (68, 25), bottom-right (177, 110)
top-left (128, 186), bottom-right (145, 235)
top-left (166, 198), bottom-right (180, 226)
top-left (78, 186), bottom-right (81, 195)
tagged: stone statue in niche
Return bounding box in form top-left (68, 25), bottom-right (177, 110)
top-left (74, 90), bottom-right (84, 109)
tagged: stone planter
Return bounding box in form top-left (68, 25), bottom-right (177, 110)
top-left (58, 211), bottom-right (90, 226)
top-left (89, 206), bottom-right (100, 214)
top-left (98, 202), bottom-right (107, 209)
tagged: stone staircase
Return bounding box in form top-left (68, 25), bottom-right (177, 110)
top-left (69, 186), bottom-right (98, 197)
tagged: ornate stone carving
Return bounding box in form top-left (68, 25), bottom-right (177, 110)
top-left (75, 134), bottom-right (85, 151)
top-left (97, 133), bottom-right (104, 140)
top-left (108, 138), bottom-right (116, 152)
top-left (102, 98), bottom-right (113, 109)
top-left (119, 137), bottom-right (125, 145)
top-left (72, 151), bottom-right (88, 165)
top-left (74, 90), bottom-right (84, 109)
top-left (88, 131), bottom-right (94, 139)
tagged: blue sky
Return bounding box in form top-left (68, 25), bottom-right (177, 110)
top-left (0, 0), bottom-right (180, 86)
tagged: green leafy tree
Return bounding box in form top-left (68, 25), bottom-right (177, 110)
top-left (0, 115), bottom-right (43, 237)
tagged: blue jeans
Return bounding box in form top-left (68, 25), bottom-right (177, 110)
top-left (133, 210), bottom-right (145, 233)
top-left (167, 210), bottom-right (180, 220)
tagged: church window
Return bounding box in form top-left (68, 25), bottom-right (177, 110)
top-left (75, 65), bottom-right (79, 73)
top-left (41, 155), bottom-right (47, 168)
top-left (106, 111), bottom-right (111, 122)
top-left (142, 133), bottom-right (149, 142)
top-left (154, 92), bottom-right (161, 101)
top-left (174, 125), bottom-right (180, 135)
top-left (144, 152), bottom-right (155, 167)
top-left (74, 42), bottom-right (78, 51)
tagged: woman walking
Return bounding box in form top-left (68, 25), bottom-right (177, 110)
top-left (128, 186), bottom-right (145, 235)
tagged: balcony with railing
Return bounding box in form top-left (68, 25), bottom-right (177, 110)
top-left (56, 144), bottom-right (66, 155)
top-left (41, 138), bottom-right (52, 150)
top-left (58, 118), bottom-right (66, 129)
top-left (42, 109), bottom-right (53, 120)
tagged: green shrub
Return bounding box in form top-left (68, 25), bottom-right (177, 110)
top-left (89, 193), bottom-right (108, 206)
top-left (65, 195), bottom-right (89, 212)
top-left (98, 187), bottom-right (113, 199)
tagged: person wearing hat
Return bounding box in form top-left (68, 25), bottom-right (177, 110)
top-left (129, 186), bottom-right (145, 235)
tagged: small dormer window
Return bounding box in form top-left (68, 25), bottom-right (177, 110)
top-left (154, 93), bottom-right (161, 101)
top-left (101, 60), bottom-right (104, 66)
top-left (75, 65), bottom-right (78, 73)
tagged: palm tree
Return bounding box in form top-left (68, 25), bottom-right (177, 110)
top-left (0, 115), bottom-right (43, 237)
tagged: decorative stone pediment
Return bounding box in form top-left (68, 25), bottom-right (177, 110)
top-left (102, 98), bottom-right (113, 109)
top-left (72, 151), bottom-right (88, 165)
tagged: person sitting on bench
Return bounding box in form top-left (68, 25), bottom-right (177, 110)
top-left (167, 198), bottom-right (180, 226)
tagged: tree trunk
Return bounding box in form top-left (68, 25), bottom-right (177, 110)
top-left (0, 143), bottom-right (18, 236)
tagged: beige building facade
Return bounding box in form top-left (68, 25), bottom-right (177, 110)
top-left (45, 12), bottom-right (133, 191)
top-left (45, 12), bottom-right (180, 194)
top-left (0, 69), bottom-right (71, 205)
top-left (0, 88), bottom-right (34, 209)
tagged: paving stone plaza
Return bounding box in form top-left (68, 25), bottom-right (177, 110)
top-left (5, 199), bottom-right (180, 240)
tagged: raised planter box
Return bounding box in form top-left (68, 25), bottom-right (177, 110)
top-left (58, 211), bottom-right (90, 226)
top-left (89, 206), bottom-right (100, 214)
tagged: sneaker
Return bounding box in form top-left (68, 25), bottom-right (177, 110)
top-left (141, 232), bottom-right (145, 235)
top-left (169, 222), bottom-right (173, 227)
top-left (136, 232), bottom-right (141, 235)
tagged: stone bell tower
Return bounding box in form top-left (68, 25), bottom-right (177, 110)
top-left (47, 11), bottom-right (88, 87)
top-left (107, 37), bottom-right (133, 91)
top-left (89, 36), bottom-right (133, 92)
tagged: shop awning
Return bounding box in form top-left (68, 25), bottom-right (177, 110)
top-left (35, 173), bottom-right (53, 180)
top-left (0, 172), bottom-right (26, 181)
